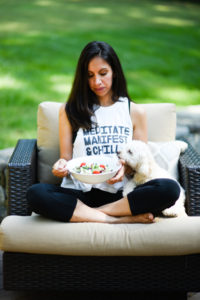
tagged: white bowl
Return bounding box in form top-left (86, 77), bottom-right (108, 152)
top-left (67, 155), bottom-right (121, 184)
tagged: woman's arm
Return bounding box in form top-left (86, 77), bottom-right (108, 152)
top-left (59, 104), bottom-right (73, 160)
top-left (52, 104), bottom-right (73, 178)
top-left (130, 102), bottom-right (148, 143)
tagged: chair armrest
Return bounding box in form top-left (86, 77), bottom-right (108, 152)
top-left (7, 139), bottom-right (37, 216)
top-left (178, 138), bottom-right (200, 216)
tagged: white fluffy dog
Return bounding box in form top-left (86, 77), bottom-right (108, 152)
top-left (118, 140), bottom-right (187, 217)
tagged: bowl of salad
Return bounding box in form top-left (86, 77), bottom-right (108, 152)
top-left (67, 155), bottom-right (121, 184)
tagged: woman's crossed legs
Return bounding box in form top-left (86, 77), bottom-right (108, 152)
top-left (27, 179), bottom-right (180, 224)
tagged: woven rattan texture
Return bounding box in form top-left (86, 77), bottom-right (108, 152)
top-left (7, 139), bottom-right (37, 216)
top-left (179, 138), bottom-right (200, 216)
top-left (3, 252), bottom-right (200, 292)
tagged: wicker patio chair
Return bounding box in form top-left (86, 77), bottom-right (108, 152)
top-left (1, 102), bottom-right (200, 299)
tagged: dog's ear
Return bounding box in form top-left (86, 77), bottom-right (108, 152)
top-left (137, 155), bottom-right (153, 177)
top-left (137, 162), bottom-right (151, 177)
top-left (134, 159), bottom-right (152, 184)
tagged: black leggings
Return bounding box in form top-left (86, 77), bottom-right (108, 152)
top-left (27, 179), bottom-right (180, 222)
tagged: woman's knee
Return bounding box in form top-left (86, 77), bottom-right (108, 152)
top-left (156, 179), bottom-right (181, 205)
top-left (27, 183), bottom-right (38, 202)
top-left (27, 183), bottom-right (50, 208)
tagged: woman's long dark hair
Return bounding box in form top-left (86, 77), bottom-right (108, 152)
top-left (65, 41), bottom-right (130, 131)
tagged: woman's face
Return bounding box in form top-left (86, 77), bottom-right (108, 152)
top-left (88, 56), bottom-right (113, 101)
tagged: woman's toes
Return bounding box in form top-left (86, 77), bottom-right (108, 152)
top-left (143, 213), bottom-right (154, 223)
top-left (147, 213), bottom-right (154, 221)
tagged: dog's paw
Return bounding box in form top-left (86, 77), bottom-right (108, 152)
top-left (162, 208), bottom-right (179, 217)
top-left (153, 217), bottom-right (160, 223)
top-left (162, 206), bottom-right (187, 218)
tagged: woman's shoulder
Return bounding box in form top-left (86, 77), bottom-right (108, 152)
top-left (59, 103), bottom-right (68, 118)
top-left (59, 103), bottom-right (70, 124)
top-left (130, 101), bottom-right (145, 114)
top-left (118, 97), bottom-right (146, 120)
top-left (59, 103), bottom-right (66, 112)
top-left (130, 101), bottom-right (147, 121)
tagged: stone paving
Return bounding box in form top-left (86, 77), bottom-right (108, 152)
top-left (0, 148), bottom-right (14, 222)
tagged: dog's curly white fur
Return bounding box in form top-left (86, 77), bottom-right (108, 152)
top-left (118, 140), bottom-right (187, 217)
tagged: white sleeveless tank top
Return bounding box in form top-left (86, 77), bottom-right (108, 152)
top-left (61, 97), bottom-right (133, 193)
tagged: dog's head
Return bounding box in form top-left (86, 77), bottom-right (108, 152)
top-left (118, 140), bottom-right (154, 177)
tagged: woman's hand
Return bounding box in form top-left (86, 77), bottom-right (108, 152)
top-left (52, 158), bottom-right (68, 178)
top-left (107, 159), bottom-right (125, 185)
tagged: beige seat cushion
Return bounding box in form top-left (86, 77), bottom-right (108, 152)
top-left (0, 215), bottom-right (200, 256)
top-left (37, 102), bottom-right (176, 184)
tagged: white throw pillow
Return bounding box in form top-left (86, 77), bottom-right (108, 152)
top-left (148, 140), bottom-right (188, 180)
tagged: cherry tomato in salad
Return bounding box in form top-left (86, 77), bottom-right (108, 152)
top-left (80, 162), bottom-right (86, 167)
top-left (100, 164), bottom-right (105, 169)
top-left (93, 170), bottom-right (101, 174)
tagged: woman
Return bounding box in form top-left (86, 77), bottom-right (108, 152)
top-left (27, 41), bottom-right (180, 223)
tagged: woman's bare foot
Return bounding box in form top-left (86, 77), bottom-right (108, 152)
top-left (70, 199), bottom-right (118, 223)
top-left (70, 200), bottom-right (154, 224)
top-left (112, 213), bottom-right (155, 224)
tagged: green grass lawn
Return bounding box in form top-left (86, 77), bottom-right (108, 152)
top-left (0, 0), bottom-right (200, 149)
